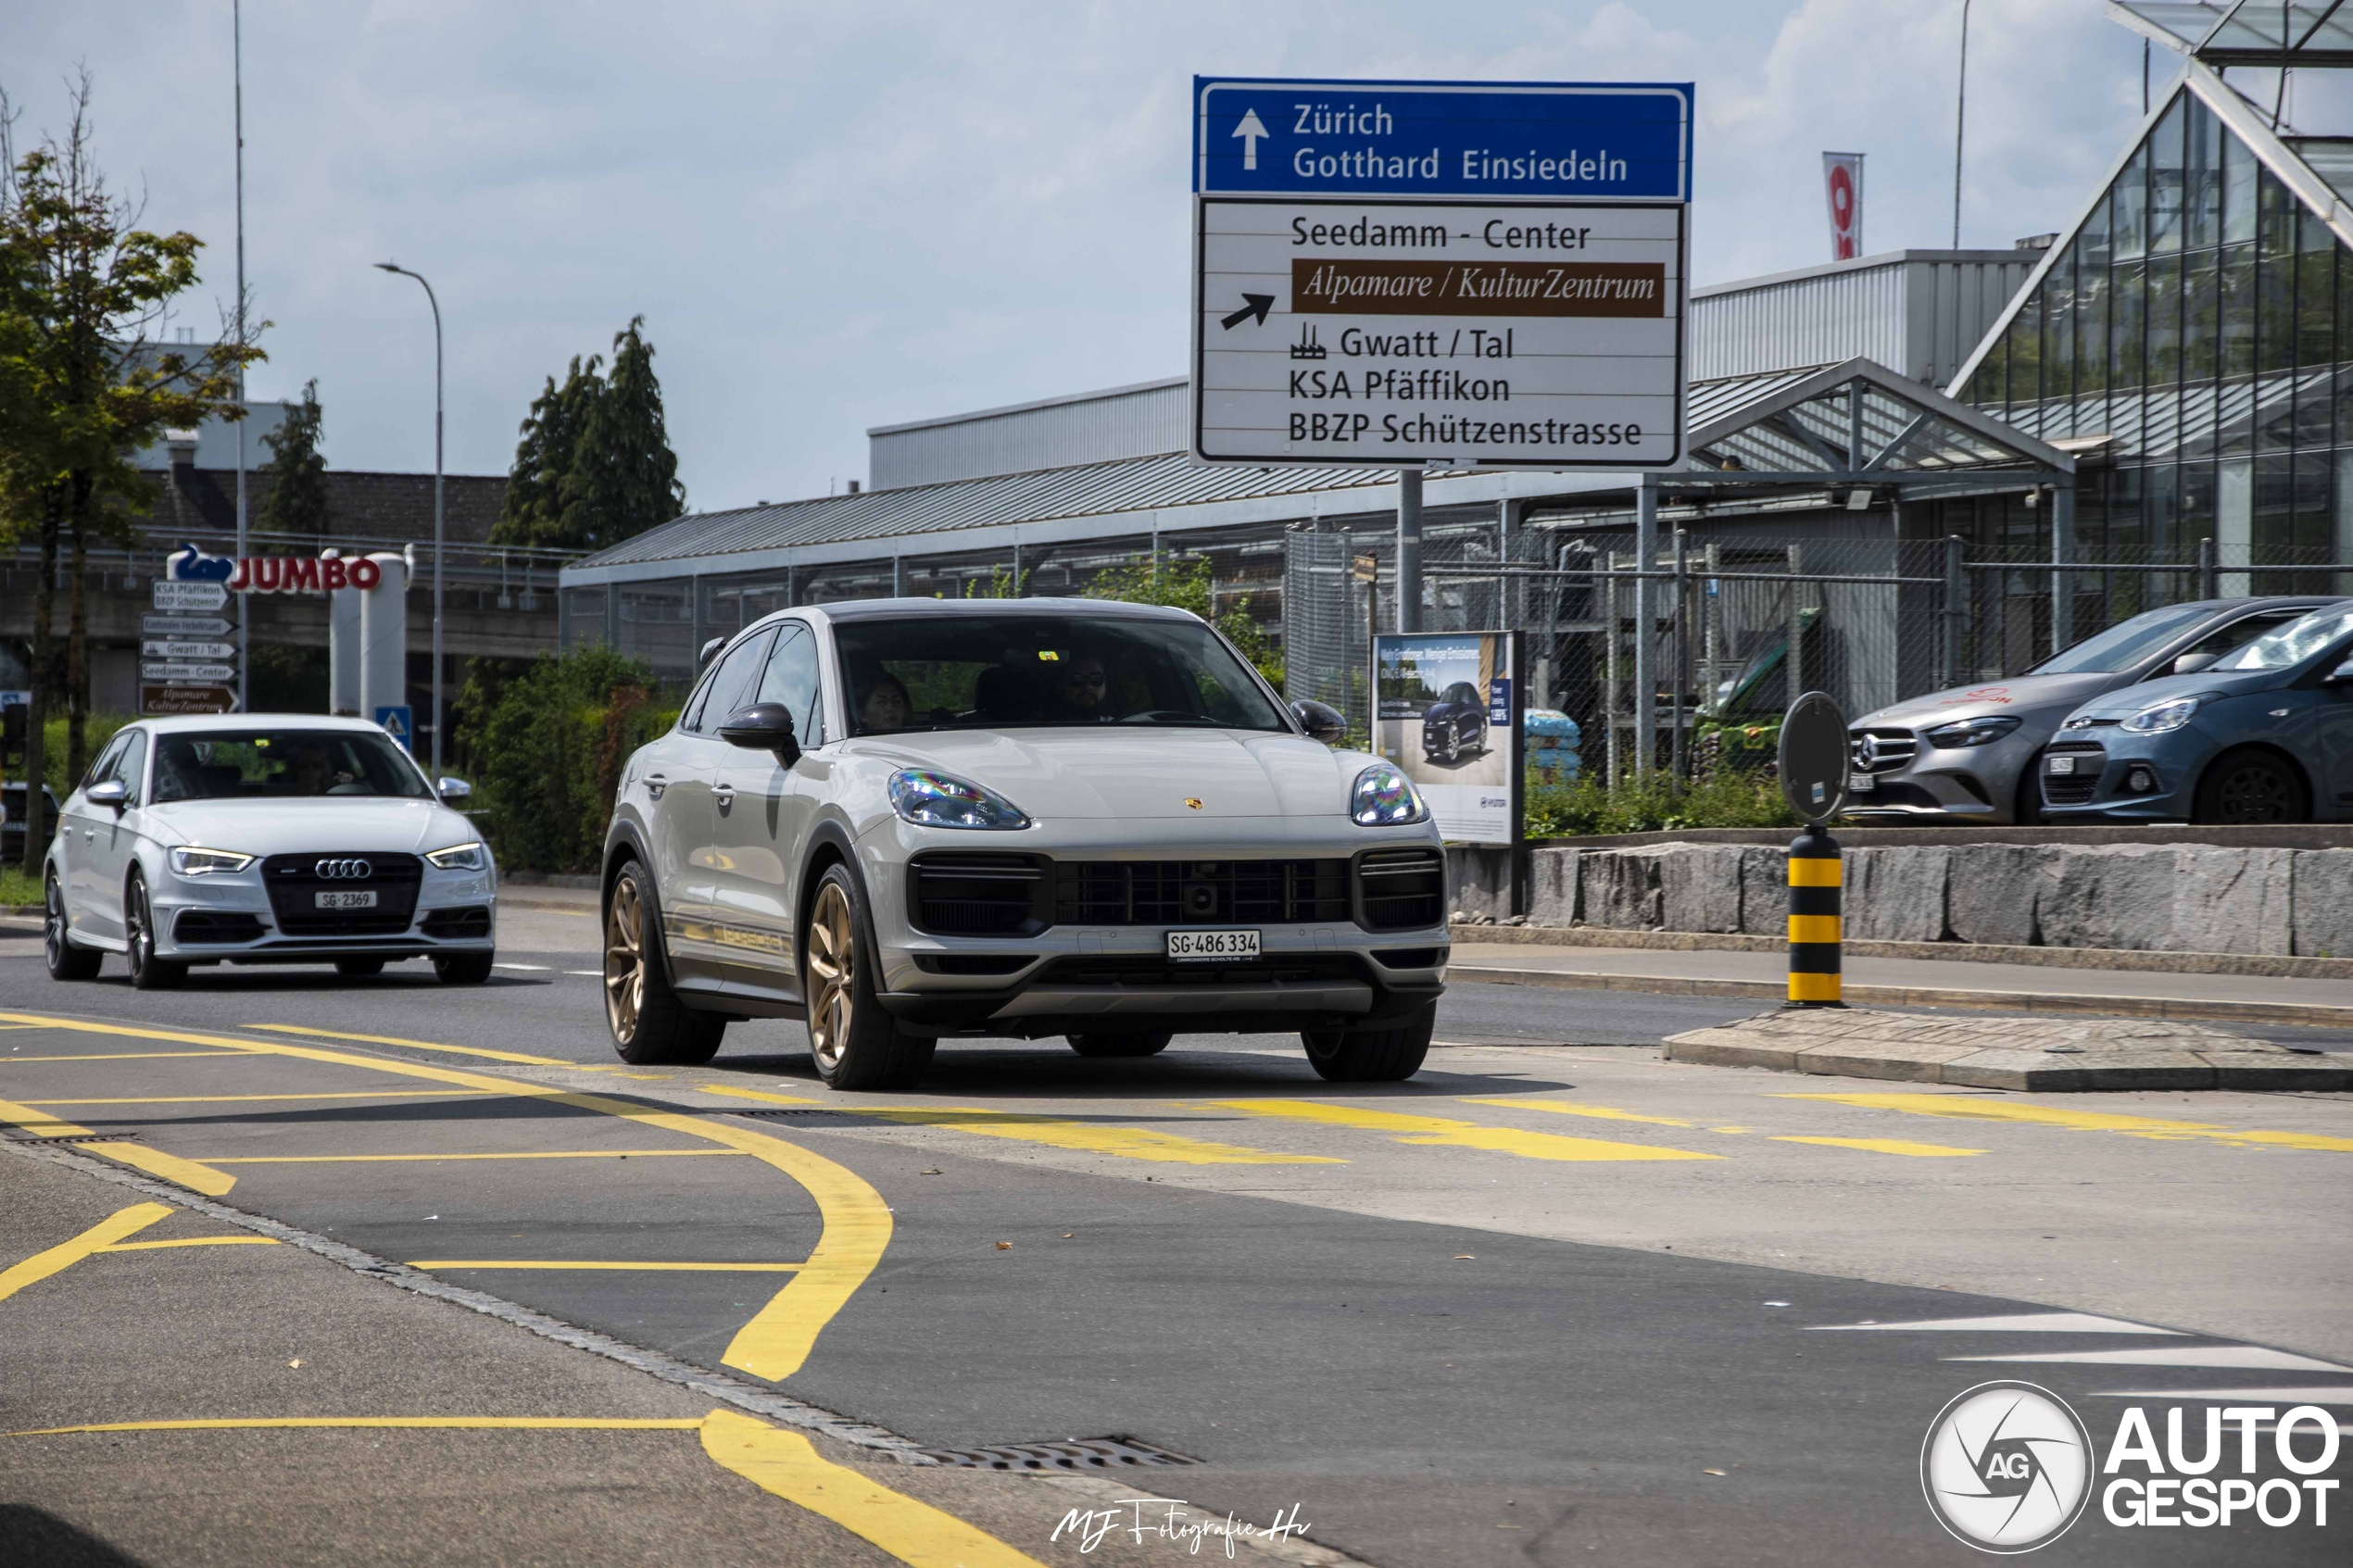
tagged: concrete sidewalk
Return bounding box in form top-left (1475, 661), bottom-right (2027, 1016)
top-left (1448, 939), bottom-right (2353, 1029)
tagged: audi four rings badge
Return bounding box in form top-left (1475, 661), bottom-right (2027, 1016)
top-left (314, 859), bottom-right (374, 880)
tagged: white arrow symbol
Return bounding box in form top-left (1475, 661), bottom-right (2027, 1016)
top-left (1232, 108), bottom-right (1269, 170)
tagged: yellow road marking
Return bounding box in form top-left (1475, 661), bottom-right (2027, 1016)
top-left (410, 1260), bottom-right (803, 1273)
top-left (700, 1409), bottom-right (1046, 1568)
top-left (96, 1236), bottom-right (279, 1250)
top-left (1780, 1092), bottom-right (2353, 1152)
top-left (701, 1083), bottom-right (1343, 1164)
top-left (197, 1149), bottom-right (749, 1164)
top-left (0, 1094), bottom-right (96, 1139)
top-left (9, 1416), bottom-right (704, 1435)
top-left (1461, 1097), bottom-right (1698, 1128)
top-left (0, 1011), bottom-right (890, 1385)
top-left (1768, 1135), bottom-right (1986, 1158)
top-left (22, 1092), bottom-right (489, 1105)
top-left (0, 1052), bottom-right (244, 1063)
top-left (76, 1144), bottom-right (238, 1195)
top-left (0, 1203), bottom-right (173, 1303)
top-left (241, 1022), bottom-right (570, 1067)
top-left (1212, 1099), bottom-right (1721, 1162)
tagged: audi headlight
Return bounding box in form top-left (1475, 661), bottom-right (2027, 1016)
top-left (2120, 696), bottom-right (2207, 734)
top-left (169, 847), bottom-right (254, 876)
top-left (425, 842), bottom-right (487, 871)
top-left (1922, 715), bottom-right (2021, 749)
top-left (887, 770), bottom-right (1031, 830)
top-left (1351, 762), bottom-right (1428, 826)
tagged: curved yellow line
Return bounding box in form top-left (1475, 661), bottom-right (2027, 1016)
top-left (0, 1011), bottom-right (891, 1386)
top-left (10, 1416), bottom-right (704, 1435)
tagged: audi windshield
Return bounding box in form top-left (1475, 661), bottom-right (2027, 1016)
top-left (833, 615), bottom-right (1287, 735)
top-left (150, 732), bottom-right (433, 801)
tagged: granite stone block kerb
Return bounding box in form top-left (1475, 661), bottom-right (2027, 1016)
top-left (2036, 845), bottom-right (2178, 951)
top-left (1655, 845), bottom-right (1745, 934)
top-left (2170, 847), bottom-right (2295, 955)
top-left (1944, 844), bottom-right (2046, 947)
top-left (1740, 847), bottom-right (1789, 936)
top-left (1526, 847), bottom-right (1580, 926)
top-left (1581, 850), bottom-right (1663, 930)
top-left (1841, 847), bottom-right (1950, 942)
top-left (2291, 850), bottom-right (2353, 958)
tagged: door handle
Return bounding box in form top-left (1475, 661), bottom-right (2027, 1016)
top-left (644, 773), bottom-right (668, 800)
top-left (712, 786), bottom-right (736, 810)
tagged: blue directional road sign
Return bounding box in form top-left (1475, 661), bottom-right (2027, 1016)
top-left (1194, 77), bottom-right (1692, 202)
top-left (375, 705), bottom-right (414, 752)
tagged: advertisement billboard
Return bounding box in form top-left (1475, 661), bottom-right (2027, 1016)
top-left (1372, 631), bottom-right (1521, 845)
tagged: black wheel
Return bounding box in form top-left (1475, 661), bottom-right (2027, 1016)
top-left (44, 872), bottom-right (102, 981)
top-left (125, 872), bottom-right (187, 991)
top-left (2013, 766), bottom-right (2045, 826)
top-left (336, 958), bottom-right (386, 977)
top-left (1066, 1029), bottom-right (1174, 1059)
top-left (602, 860), bottom-right (724, 1063)
top-left (1443, 725), bottom-right (1463, 763)
top-left (2193, 748), bottom-right (2309, 824)
top-left (433, 952), bottom-right (495, 985)
top-left (1302, 1001), bottom-right (1435, 1083)
top-left (803, 864), bottom-right (936, 1092)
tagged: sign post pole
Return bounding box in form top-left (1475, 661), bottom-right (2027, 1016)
top-left (1777, 690), bottom-right (1850, 1010)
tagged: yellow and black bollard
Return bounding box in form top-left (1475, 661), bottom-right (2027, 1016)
top-left (1784, 822), bottom-right (1844, 1008)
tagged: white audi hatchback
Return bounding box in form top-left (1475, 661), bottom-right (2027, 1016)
top-left (600, 598), bottom-right (1450, 1090)
top-left (43, 714), bottom-right (497, 989)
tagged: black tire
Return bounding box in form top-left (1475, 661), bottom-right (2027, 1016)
top-left (2193, 747), bottom-right (2309, 824)
top-left (803, 863), bottom-right (935, 1091)
top-left (2013, 765), bottom-right (2045, 826)
top-left (433, 952), bottom-right (496, 985)
top-left (1067, 1029), bottom-right (1174, 1059)
top-left (336, 958), bottom-right (386, 977)
top-left (1302, 1001), bottom-right (1435, 1083)
top-left (602, 859), bottom-right (724, 1064)
top-left (44, 872), bottom-right (102, 981)
top-left (125, 872), bottom-right (187, 991)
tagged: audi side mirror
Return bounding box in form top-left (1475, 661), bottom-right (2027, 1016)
top-left (720, 701), bottom-right (802, 765)
top-left (436, 776), bottom-right (472, 804)
top-left (698, 635), bottom-right (727, 671)
top-left (2170, 650), bottom-right (2220, 676)
top-left (1290, 699), bottom-right (1348, 746)
top-left (84, 778), bottom-right (128, 809)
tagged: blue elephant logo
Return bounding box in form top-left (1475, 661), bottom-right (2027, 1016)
top-left (169, 542), bottom-right (235, 582)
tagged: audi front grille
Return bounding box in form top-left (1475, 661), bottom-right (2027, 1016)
top-left (261, 852), bottom-right (423, 936)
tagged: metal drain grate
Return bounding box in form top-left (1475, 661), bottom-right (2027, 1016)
top-left (915, 1436), bottom-right (1199, 1472)
top-left (719, 1107), bottom-right (860, 1124)
top-left (7, 1132), bottom-right (140, 1145)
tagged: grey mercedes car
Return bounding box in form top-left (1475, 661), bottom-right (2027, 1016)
top-left (1844, 596), bottom-right (2342, 822)
top-left (599, 598), bottom-right (1449, 1091)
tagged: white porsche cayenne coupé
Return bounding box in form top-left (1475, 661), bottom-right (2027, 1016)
top-left (44, 714), bottom-right (497, 988)
top-left (601, 598), bottom-right (1449, 1090)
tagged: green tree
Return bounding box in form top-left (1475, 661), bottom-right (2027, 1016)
top-left (493, 316), bottom-right (685, 551)
top-left (1085, 552), bottom-right (1283, 691)
top-left (456, 646), bottom-right (672, 872)
top-left (0, 77), bottom-right (261, 869)
top-left (257, 377), bottom-right (327, 534)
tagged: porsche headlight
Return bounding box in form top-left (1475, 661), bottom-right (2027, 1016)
top-left (2120, 696), bottom-right (2206, 734)
top-left (425, 842), bottom-right (487, 871)
top-left (887, 770), bottom-right (1031, 830)
top-left (1351, 762), bottom-right (1428, 826)
top-left (169, 847), bottom-right (254, 876)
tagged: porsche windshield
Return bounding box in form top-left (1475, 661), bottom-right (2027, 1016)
top-left (834, 614), bottom-right (1286, 734)
top-left (151, 731), bottom-right (432, 801)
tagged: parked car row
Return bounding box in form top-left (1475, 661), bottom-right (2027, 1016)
top-left (1847, 595), bottom-right (2353, 824)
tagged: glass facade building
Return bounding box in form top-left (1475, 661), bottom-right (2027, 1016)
top-left (1956, 74), bottom-right (2353, 609)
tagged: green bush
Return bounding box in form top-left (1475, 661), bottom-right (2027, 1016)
top-left (1084, 554), bottom-right (1284, 692)
top-left (1526, 766), bottom-right (1798, 839)
top-left (456, 646), bottom-right (675, 873)
top-left (0, 866), bottom-right (39, 907)
top-left (31, 713), bottom-right (133, 797)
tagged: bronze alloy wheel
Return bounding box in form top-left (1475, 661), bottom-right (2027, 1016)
top-left (605, 870), bottom-right (647, 1044)
top-left (805, 879), bottom-right (857, 1075)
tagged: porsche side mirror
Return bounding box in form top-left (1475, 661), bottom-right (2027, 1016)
top-left (436, 776), bottom-right (472, 804)
top-left (84, 778), bottom-right (128, 809)
top-left (1290, 699), bottom-right (1348, 746)
top-left (720, 701), bottom-right (802, 765)
top-left (2171, 650), bottom-right (2219, 676)
top-left (698, 635), bottom-right (727, 671)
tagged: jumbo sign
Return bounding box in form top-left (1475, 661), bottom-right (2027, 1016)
top-left (167, 542), bottom-right (387, 594)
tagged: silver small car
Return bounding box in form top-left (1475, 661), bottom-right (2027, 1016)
top-left (600, 598), bottom-right (1449, 1090)
top-left (1844, 596), bottom-right (2341, 822)
top-left (44, 715), bottom-right (497, 988)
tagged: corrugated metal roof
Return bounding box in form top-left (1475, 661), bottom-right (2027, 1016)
top-left (572, 450), bottom-right (1408, 571)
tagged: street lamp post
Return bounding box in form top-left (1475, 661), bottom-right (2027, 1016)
top-left (373, 262), bottom-right (444, 777)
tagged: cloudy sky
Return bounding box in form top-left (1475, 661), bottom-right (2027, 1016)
top-left (9, 0), bottom-right (2148, 510)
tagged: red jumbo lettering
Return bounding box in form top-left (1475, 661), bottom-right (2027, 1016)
top-left (283, 557), bottom-right (321, 592)
top-left (249, 557), bottom-right (283, 591)
top-left (320, 557), bottom-right (348, 592)
top-left (348, 558), bottom-right (382, 590)
top-left (227, 558), bottom-right (249, 591)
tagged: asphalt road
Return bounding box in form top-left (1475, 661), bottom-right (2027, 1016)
top-left (2, 910), bottom-right (2347, 1567)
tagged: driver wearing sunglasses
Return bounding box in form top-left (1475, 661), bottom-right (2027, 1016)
top-left (1057, 654), bottom-right (1112, 721)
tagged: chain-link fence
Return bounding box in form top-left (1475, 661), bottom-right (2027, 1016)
top-left (1289, 523), bottom-right (2353, 782)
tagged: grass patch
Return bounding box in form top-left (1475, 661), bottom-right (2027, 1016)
top-left (0, 867), bottom-right (43, 908)
top-left (1526, 767), bottom-right (1798, 838)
